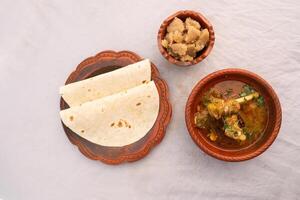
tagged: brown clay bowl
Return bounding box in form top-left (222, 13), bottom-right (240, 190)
top-left (185, 69), bottom-right (282, 161)
top-left (60, 50), bottom-right (172, 165)
top-left (157, 10), bottom-right (215, 67)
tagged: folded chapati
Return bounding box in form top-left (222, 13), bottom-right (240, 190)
top-left (60, 81), bottom-right (159, 147)
top-left (60, 59), bottom-right (151, 107)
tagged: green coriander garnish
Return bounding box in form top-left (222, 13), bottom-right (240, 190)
top-left (256, 96), bottom-right (265, 107)
top-left (240, 84), bottom-right (255, 97)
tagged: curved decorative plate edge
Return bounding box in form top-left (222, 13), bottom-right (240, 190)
top-left (60, 50), bottom-right (172, 165)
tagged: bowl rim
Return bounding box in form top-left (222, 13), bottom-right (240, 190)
top-left (185, 68), bottom-right (282, 161)
top-left (157, 10), bottom-right (215, 67)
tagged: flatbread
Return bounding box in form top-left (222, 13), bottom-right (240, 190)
top-left (60, 59), bottom-right (151, 107)
top-left (60, 81), bottom-right (159, 147)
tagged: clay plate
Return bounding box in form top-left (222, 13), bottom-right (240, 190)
top-left (157, 10), bottom-right (215, 67)
top-left (185, 69), bottom-right (282, 161)
top-left (60, 50), bottom-right (172, 165)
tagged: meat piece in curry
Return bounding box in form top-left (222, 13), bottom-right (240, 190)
top-left (194, 81), bottom-right (268, 149)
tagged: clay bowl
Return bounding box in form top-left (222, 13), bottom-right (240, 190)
top-left (60, 50), bottom-right (172, 165)
top-left (185, 69), bottom-right (282, 161)
top-left (157, 10), bottom-right (215, 67)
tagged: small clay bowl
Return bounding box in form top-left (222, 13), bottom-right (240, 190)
top-left (185, 69), bottom-right (282, 161)
top-left (157, 10), bottom-right (215, 67)
top-left (60, 50), bottom-right (172, 165)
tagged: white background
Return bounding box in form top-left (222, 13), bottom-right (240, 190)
top-left (1, 0), bottom-right (300, 199)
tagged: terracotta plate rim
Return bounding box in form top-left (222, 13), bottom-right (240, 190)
top-left (59, 50), bottom-right (172, 165)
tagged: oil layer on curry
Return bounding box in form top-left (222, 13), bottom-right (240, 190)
top-left (194, 81), bottom-right (268, 149)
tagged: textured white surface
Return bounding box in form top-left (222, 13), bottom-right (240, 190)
top-left (0, 0), bottom-right (300, 199)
